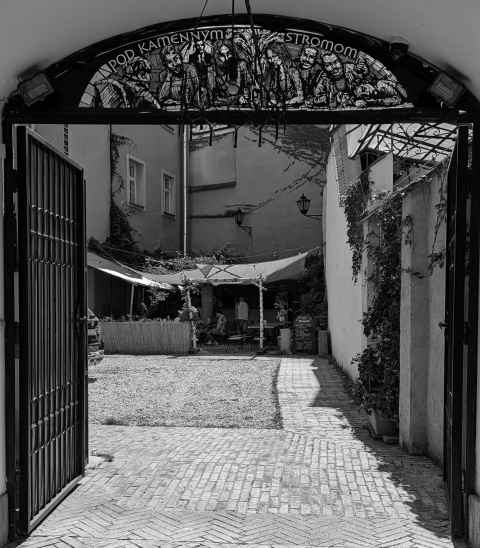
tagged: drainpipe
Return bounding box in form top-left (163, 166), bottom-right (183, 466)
top-left (182, 124), bottom-right (188, 257)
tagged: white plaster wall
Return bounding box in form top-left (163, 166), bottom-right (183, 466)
top-left (426, 171), bottom-right (446, 463)
top-left (324, 148), bottom-right (363, 380)
top-left (35, 124), bottom-right (111, 243)
top-left (189, 126), bottom-right (326, 259)
top-left (69, 126), bottom-right (110, 243)
top-left (399, 171), bottom-right (446, 463)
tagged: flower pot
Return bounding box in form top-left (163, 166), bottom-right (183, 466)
top-left (279, 328), bottom-right (292, 354)
top-left (368, 409), bottom-right (397, 437)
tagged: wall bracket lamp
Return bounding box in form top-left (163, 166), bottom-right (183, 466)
top-left (296, 194), bottom-right (322, 220)
top-left (234, 208), bottom-right (252, 236)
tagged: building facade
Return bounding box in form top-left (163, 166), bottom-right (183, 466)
top-left (189, 126), bottom-right (328, 260)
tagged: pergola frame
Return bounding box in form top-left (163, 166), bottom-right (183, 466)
top-left (348, 122), bottom-right (461, 163)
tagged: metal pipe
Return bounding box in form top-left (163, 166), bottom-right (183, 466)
top-left (182, 124), bottom-right (188, 256)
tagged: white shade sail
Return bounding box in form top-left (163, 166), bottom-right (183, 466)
top-left (88, 251), bottom-right (173, 290)
top-left (147, 251), bottom-right (313, 287)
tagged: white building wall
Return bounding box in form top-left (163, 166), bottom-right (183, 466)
top-left (35, 124), bottom-right (110, 243)
top-left (324, 148), bottom-right (364, 380)
top-left (69, 126), bottom-right (110, 243)
top-left (399, 170), bottom-right (446, 463)
top-left (425, 171), bottom-right (446, 463)
top-left (189, 126), bottom-right (326, 260)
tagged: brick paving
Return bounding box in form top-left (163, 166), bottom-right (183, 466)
top-left (17, 356), bottom-right (453, 547)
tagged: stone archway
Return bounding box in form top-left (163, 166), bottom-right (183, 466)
top-left (2, 12), bottom-right (480, 545)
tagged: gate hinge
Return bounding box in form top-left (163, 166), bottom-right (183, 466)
top-left (466, 169), bottom-right (473, 195)
top-left (4, 158), bottom-right (19, 189)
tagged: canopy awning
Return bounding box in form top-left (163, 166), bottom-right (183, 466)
top-left (87, 251), bottom-right (173, 290)
top-left (147, 251), bottom-right (313, 287)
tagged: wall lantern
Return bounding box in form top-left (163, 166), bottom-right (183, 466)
top-left (428, 72), bottom-right (465, 107)
top-left (296, 194), bottom-right (322, 220)
top-left (234, 208), bottom-right (252, 235)
top-left (234, 208), bottom-right (245, 226)
top-left (17, 72), bottom-right (54, 106)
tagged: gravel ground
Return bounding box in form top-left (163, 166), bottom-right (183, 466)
top-left (88, 355), bottom-right (282, 428)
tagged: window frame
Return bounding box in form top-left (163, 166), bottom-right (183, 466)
top-left (126, 154), bottom-right (146, 209)
top-left (162, 169), bottom-right (176, 216)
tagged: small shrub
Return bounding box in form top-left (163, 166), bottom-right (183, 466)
top-left (102, 417), bottom-right (128, 426)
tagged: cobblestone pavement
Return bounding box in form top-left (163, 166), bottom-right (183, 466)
top-left (17, 356), bottom-right (453, 547)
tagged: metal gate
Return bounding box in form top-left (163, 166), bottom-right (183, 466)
top-left (13, 126), bottom-right (87, 535)
top-left (443, 123), bottom-right (479, 539)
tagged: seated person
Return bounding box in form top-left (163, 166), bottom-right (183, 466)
top-left (204, 310), bottom-right (227, 344)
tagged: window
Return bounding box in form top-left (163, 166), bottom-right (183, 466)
top-left (126, 155), bottom-right (146, 208)
top-left (163, 171), bottom-right (176, 215)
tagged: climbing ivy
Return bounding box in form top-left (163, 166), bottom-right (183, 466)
top-left (110, 132), bottom-right (134, 190)
top-left (352, 194), bottom-right (402, 421)
top-left (342, 171), bottom-right (372, 281)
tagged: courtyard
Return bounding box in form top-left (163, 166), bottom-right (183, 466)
top-left (16, 355), bottom-right (453, 547)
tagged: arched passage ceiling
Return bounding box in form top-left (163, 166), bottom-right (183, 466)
top-left (1, 0), bottom-right (480, 105)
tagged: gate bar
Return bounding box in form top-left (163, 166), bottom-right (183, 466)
top-left (465, 120), bottom-right (480, 523)
top-left (450, 124), bottom-right (469, 538)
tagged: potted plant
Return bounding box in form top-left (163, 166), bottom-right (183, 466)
top-left (352, 342), bottom-right (399, 437)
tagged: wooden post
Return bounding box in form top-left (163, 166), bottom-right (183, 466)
top-left (259, 277), bottom-right (264, 351)
top-left (186, 286), bottom-right (197, 351)
top-left (129, 284), bottom-right (135, 318)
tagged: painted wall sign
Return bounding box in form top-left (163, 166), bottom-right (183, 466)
top-left (79, 25), bottom-right (411, 112)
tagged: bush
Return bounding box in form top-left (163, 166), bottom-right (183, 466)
top-left (351, 195), bottom-right (402, 421)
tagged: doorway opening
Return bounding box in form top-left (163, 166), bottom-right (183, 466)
top-left (3, 11), bottom-right (480, 546)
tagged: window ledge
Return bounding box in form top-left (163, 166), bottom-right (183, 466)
top-left (128, 203), bottom-right (145, 211)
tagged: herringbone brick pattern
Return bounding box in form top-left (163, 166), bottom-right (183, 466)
top-left (17, 356), bottom-right (453, 547)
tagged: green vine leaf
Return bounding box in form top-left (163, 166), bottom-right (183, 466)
top-left (342, 171), bottom-right (372, 281)
top-left (351, 194), bottom-right (402, 421)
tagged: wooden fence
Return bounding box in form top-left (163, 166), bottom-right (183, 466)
top-left (100, 320), bottom-right (192, 355)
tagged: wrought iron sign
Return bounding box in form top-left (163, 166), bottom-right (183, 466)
top-left (79, 25), bottom-right (410, 112)
top-left (5, 14), bottom-right (475, 122)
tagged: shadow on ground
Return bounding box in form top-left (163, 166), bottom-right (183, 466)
top-left (311, 357), bottom-right (452, 542)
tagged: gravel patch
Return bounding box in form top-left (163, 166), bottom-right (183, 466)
top-left (89, 355), bottom-right (282, 429)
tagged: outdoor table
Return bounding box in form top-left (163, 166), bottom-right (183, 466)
top-left (247, 323), bottom-right (281, 343)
